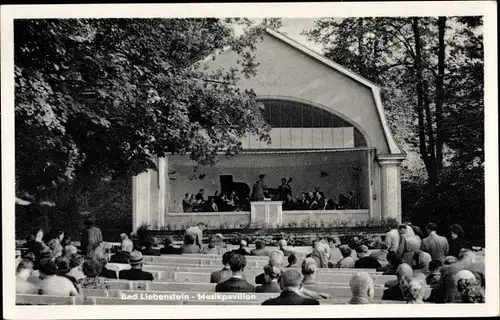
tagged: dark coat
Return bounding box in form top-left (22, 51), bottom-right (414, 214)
top-left (262, 290), bottom-right (320, 305)
top-left (215, 277), bottom-right (254, 293)
top-left (118, 269), bottom-right (154, 281)
top-left (80, 226), bottom-right (103, 256)
top-left (210, 268), bottom-right (232, 284)
top-left (355, 256), bottom-right (382, 269)
top-left (255, 282), bottom-right (281, 293)
top-left (160, 246), bottom-right (182, 255)
top-left (100, 266), bottom-right (118, 279)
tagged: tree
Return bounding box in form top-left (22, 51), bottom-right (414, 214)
top-left (15, 18), bottom-right (277, 203)
top-left (303, 17), bottom-right (484, 189)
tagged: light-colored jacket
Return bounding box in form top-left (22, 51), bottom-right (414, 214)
top-left (385, 229), bottom-right (400, 252)
top-left (421, 233), bottom-right (449, 261)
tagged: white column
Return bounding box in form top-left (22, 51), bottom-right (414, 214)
top-left (378, 154), bottom-right (406, 223)
top-left (132, 170), bottom-right (151, 232)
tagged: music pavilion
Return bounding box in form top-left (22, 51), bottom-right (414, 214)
top-left (131, 28), bottom-right (406, 232)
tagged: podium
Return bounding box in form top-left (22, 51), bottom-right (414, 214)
top-left (250, 201), bottom-right (283, 227)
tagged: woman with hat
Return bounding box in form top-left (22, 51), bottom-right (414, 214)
top-left (38, 258), bottom-right (79, 296)
top-left (118, 251), bottom-right (154, 281)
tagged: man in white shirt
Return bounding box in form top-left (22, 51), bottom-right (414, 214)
top-left (385, 221), bottom-right (400, 253)
top-left (37, 259), bottom-right (78, 297)
top-left (184, 222), bottom-right (205, 250)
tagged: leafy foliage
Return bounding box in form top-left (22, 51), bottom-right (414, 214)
top-left (15, 18), bottom-right (275, 202)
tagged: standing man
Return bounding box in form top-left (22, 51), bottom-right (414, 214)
top-left (184, 222), bottom-right (205, 250)
top-left (80, 219), bottom-right (103, 257)
top-left (277, 177), bottom-right (292, 201)
top-left (421, 222), bottom-right (449, 261)
top-left (385, 219), bottom-right (400, 254)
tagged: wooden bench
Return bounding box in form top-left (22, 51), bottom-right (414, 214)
top-left (143, 256), bottom-right (268, 267)
top-left (16, 294), bottom-right (80, 305)
top-left (172, 271), bottom-right (395, 286)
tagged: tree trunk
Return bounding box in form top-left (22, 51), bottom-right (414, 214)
top-left (412, 17), bottom-right (437, 191)
top-left (434, 16), bottom-right (447, 180)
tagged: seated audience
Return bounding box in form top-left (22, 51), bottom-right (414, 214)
top-left (454, 270), bottom-right (484, 303)
top-left (255, 265), bottom-right (282, 293)
top-left (397, 224), bottom-right (422, 265)
top-left (79, 258), bottom-right (111, 290)
top-left (23, 229), bottom-right (51, 268)
top-left (355, 245), bottom-right (381, 269)
top-left (382, 263), bottom-right (413, 301)
top-left (63, 245), bottom-right (78, 258)
top-left (262, 270), bottom-right (319, 305)
top-left (426, 259), bottom-right (443, 288)
top-left (250, 240), bottom-right (269, 256)
top-left (308, 239), bottom-right (330, 268)
top-left (335, 244), bottom-right (355, 268)
top-left (210, 233), bottom-right (227, 255)
top-left (348, 272), bottom-right (375, 304)
top-left (443, 256), bottom-right (458, 265)
top-left (413, 251), bottom-right (432, 275)
top-left (55, 256), bottom-right (79, 292)
top-left (16, 260), bottom-right (38, 294)
top-left (120, 233), bottom-right (134, 253)
top-left (205, 243), bottom-right (218, 254)
top-left (141, 236), bottom-right (161, 256)
top-left (377, 251), bottom-right (402, 274)
top-left (370, 242), bottom-right (389, 267)
top-left (232, 240), bottom-right (249, 256)
top-left (301, 258), bottom-right (318, 285)
top-left (215, 253), bottom-right (254, 293)
top-left (210, 251), bottom-right (233, 284)
top-left (38, 258), bottom-right (78, 296)
top-left (66, 253), bottom-right (85, 281)
top-left (255, 250), bottom-right (284, 285)
top-left (46, 230), bottom-right (65, 260)
top-left (278, 239), bottom-right (295, 257)
top-left (160, 236), bottom-right (181, 255)
top-left (286, 254), bottom-right (298, 268)
top-left (400, 276), bottom-right (425, 304)
top-left (182, 234), bottom-right (202, 254)
top-left (421, 222), bottom-right (449, 261)
top-left (118, 251), bottom-right (154, 281)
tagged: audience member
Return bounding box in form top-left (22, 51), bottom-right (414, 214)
top-left (63, 245), bottom-right (78, 258)
top-left (184, 222), bottom-right (205, 250)
top-left (448, 224), bottom-right (468, 258)
top-left (443, 256), bottom-right (458, 265)
top-left (397, 224), bottom-right (422, 265)
top-left (349, 272), bottom-right (375, 304)
top-left (195, 188), bottom-right (206, 204)
top-left (385, 220), bottom-right (400, 253)
top-left (370, 242), bottom-right (389, 267)
top-left (210, 251), bottom-right (233, 284)
top-left (335, 244), bottom-right (355, 268)
top-left (255, 250), bottom-right (284, 285)
top-left (141, 236), bottom-right (161, 256)
top-left (413, 251), bottom-right (432, 275)
top-left (66, 254), bottom-right (85, 281)
top-left (80, 219), bottom-right (103, 257)
top-left (400, 276), bottom-right (425, 304)
top-left (182, 234), bottom-right (202, 254)
top-left (16, 260), bottom-right (38, 294)
top-left (255, 265), bottom-right (282, 293)
top-left (55, 256), bottom-right (79, 292)
top-left (454, 271), bottom-right (484, 303)
top-left (46, 230), bottom-right (65, 260)
top-left (286, 254), bottom-right (298, 268)
top-left (301, 258), bottom-right (317, 285)
top-left (426, 259), bottom-right (443, 288)
top-left (210, 233), bottom-right (227, 255)
top-left (233, 240), bottom-right (249, 256)
top-left (422, 222), bottom-right (449, 261)
top-left (38, 258), bottom-right (78, 296)
top-left (377, 251), bottom-right (402, 274)
top-left (382, 263), bottom-right (413, 301)
top-left (250, 240), bottom-right (269, 256)
top-left (79, 258), bottom-right (111, 290)
top-left (215, 253), bottom-right (254, 292)
top-left (261, 270), bottom-right (319, 305)
top-left (409, 224), bottom-right (425, 239)
top-left (277, 239), bottom-right (294, 257)
top-left (160, 236), bottom-right (181, 255)
top-left (23, 229), bottom-right (51, 268)
top-left (308, 239), bottom-right (330, 268)
top-left (355, 245), bottom-right (381, 269)
top-left (118, 251), bottom-right (154, 281)
top-left (120, 233), bottom-right (134, 253)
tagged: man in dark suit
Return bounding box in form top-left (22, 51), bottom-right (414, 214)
top-left (421, 222), bottom-right (449, 261)
top-left (210, 251), bottom-right (233, 283)
top-left (160, 236), bottom-right (181, 255)
top-left (215, 253), bottom-right (254, 292)
top-left (262, 269), bottom-right (320, 305)
top-left (354, 245), bottom-right (382, 269)
top-left (232, 240), bottom-right (249, 256)
top-left (118, 251), bottom-right (154, 281)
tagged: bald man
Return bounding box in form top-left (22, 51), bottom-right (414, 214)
top-left (261, 270), bottom-right (319, 305)
top-left (349, 272), bottom-right (375, 304)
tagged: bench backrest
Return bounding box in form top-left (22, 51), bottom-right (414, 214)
top-left (16, 294), bottom-right (79, 305)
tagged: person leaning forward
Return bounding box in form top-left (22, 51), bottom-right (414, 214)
top-left (184, 222), bottom-right (205, 250)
